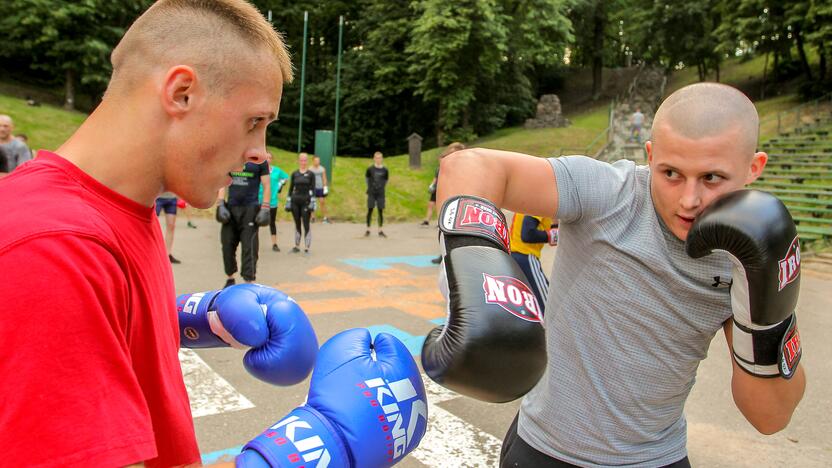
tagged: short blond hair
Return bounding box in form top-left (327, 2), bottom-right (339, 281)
top-left (109, 0), bottom-right (292, 95)
top-left (440, 142), bottom-right (465, 159)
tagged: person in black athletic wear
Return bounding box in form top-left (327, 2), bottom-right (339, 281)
top-left (286, 152), bottom-right (316, 253)
top-left (365, 151), bottom-right (389, 237)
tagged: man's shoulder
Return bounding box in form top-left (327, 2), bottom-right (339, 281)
top-left (0, 164), bottom-right (117, 252)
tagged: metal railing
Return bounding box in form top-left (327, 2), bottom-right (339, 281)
top-left (759, 92), bottom-right (832, 141)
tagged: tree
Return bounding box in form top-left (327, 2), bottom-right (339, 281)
top-left (0, 0), bottom-right (148, 110)
top-left (408, 0), bottom-right (510, 143)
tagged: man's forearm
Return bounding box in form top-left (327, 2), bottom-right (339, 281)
top-left (725, 322), bottom-right (806, 434)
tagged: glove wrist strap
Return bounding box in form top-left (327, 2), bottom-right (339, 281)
top-left (177, 290), bottom-right (246, 349)
top-left (438, 195), bottom-right (510, 252)
top-left (732, 314), bottom-right (801, 379)
top-left (239, 406), bottom-right (350, 468)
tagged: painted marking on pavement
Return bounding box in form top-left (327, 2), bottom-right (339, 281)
top-left (367, 325), bottom-right (427, 356)
top-left (341, 255), bottom-right (439, 270)
top-left (411, 378), bottom-right (502, 467)
top-left (179, 349), bottom-right (254, 418)
top-left (201, 445), bottom-right (243, 465)
top-left (275, 265), bottom-right (444, 319)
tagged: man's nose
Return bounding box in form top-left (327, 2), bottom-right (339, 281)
top-left (679, 181), bottom-right (701, 211)
top-left (246, 142), bottom-right (269, 164)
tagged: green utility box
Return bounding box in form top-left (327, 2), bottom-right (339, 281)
top-left (314, 130), bottom-right (334, 184)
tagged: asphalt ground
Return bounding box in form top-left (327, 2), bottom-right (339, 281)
top-left (169, 215), bottom-right (831, 467)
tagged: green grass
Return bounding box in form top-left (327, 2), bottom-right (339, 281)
top-left (0, 93), bottom-right (86, 152)
top-left (263, 103), bottom-right (610, 222)
top-left (471, 103), bottom-right (610, 157)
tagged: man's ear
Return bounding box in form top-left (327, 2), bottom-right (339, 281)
top-left (745, 151), bottom-right (768, 185)
top-left (645, 140), bottom-right (653, 164)
top-left (161, 66), bottom-right (198, 117)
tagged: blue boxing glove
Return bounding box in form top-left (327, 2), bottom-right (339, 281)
top-left (177, 284), bottom-right (318, 386)
top-left (237, 329), bottom-right (428, 468)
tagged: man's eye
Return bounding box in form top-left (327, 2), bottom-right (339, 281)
top-left (249, 118), bottom-right (264, 130)
top-left (664, 169), bottom-right (678, 179)
top-left (703, 173), bottom-right (723, 183)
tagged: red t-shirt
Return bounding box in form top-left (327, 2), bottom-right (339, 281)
top-left (0, 152), bottom-right (199, 467)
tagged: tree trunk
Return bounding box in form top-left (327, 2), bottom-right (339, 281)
top-left (436, 102), bottom-right (445, 147)
top-left (591, 2), bottom-right (604, 100)
top-left (794, 25), bottom-right (813, 81)
top-left (64, 69), bottom-right (76, 111)
top-left (761, 52), bottom-right (769, 100)
top-left (715, 60), bottom-right (721, 83)
top-left (819, 44), bottom-right (827, 82)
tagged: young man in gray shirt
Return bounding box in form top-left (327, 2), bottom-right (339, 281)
top-left (428, 83), bottom-right (805, 467)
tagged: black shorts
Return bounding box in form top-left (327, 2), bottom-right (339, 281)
top-left (500, 413), bottom-right (691, 468)
top-left (155, 197), bottom-right (178, 216)
top-left (367, 191), bottom-right (385, 210)
top-left (314, 188), bottom-right (327, 198)
top-left (430, 190), bottom-right (437, 202)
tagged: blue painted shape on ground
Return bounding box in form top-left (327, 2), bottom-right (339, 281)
top-left (367, 324), bottom-right (427, 357)
top-left (341, 255), bottom-right (438, 271)
top-left (430, 317), bottom-right (446, 326)
top-left (202, 445), bottom-right (243, 465)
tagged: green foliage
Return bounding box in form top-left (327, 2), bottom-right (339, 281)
top-left (0, 0), bottom-right (149, 108)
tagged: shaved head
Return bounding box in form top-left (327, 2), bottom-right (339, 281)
top-left (108, 0), bottom-right (292, 96)
top-left (653, 83), bottom-right (759, 156)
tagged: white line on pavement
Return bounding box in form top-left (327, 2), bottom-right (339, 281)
top-left (179, 349), bottom-right (255, 418)
top-left (411, 379), bottom-right (502, 467)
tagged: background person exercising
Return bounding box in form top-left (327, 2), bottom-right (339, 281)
top-left (155, 191), bottom-right (183, 264)
top-left (216, 159), bottom-right (270, 287)
top-left (259, 158), bottom-right (289, 251)
top-left (365, 150), bottom-right (389, 237)
top-left (425, 83), bottom-right (805, 467)
top-left (309, 155), bottom-right (329, 223)
top-left (287, 152), bottom-right (315, 253)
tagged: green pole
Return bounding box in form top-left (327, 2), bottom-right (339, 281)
top-left (334, 15), bottom-right (344, 157)
top-left (297, 11), bottom-right (309, 153)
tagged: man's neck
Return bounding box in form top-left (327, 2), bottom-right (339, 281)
top-left (0, 136), bottom-right (12, 144)
top-left (57, 99), bottom-right (164, 207)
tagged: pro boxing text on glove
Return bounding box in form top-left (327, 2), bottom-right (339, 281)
top-left (177, 284), bottom-right (318, 386)
top-left (421, 195), bottom-right (547, 403)
top-left (686, 190), bottom-right (802, 379)
top-left (237, 329), bottom-right (428, 468)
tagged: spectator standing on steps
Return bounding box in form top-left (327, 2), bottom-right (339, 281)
top-left (365, 151), bottom-right (389, 237)
top-left (629, 106), bottom-right (645, 143)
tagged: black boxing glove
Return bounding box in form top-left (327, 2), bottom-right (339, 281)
top-left (216, 199), bottom-right (231, 224)
top-left (686, 190), bottom-right (802, 379)
top-left (255, 205), bottom-right (270, 227)
top-left (421, 195), bottom-right (547, 402)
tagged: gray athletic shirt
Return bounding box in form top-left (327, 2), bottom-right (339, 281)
top-left (309, 166), bottom-right (325, 189)
top-left (518, 156), bottom-right (733, 467)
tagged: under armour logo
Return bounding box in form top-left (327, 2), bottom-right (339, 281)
top-left (711, 276), bottom-right (732, 288)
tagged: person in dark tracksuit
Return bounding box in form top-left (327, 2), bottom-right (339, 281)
top-left (216, 160), bottom-right (270, 288)
top-left (365, 151), bottom-right (389, 237)
top-left (287, 152), bottom-right (316, 253)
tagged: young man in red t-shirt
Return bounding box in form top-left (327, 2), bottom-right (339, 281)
top-left (0, 1), bottom-right (428, 467)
